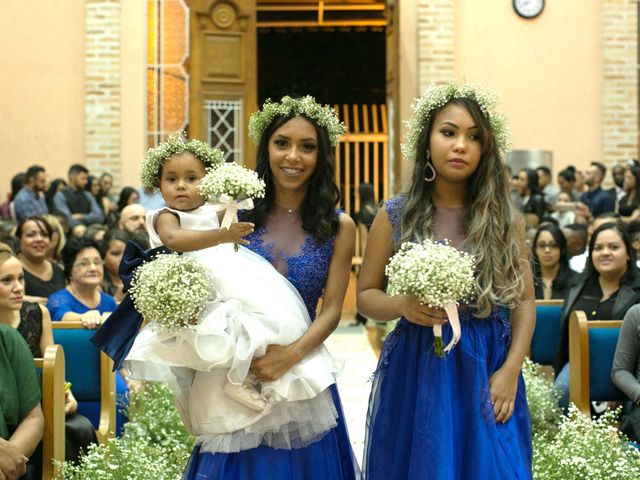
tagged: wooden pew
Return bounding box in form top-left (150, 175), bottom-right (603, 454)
top-left (51, 322), bottom-right (116, 444)
top-left (34, 344), bottom-right (65, 480)
top-left (530, 299), bottom-right (564, 366)
top-left (568, 311), bottom-right (627, 417)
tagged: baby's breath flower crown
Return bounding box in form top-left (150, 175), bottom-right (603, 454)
top-left (401, 81), bottom-right (511, 162)
top-left (248, 95), bottom-right (346, 147)
top-left (140, 132), bottom-right (225, 190)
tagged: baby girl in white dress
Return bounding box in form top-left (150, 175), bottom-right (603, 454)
top-left (123, 135), bottom-right (339, 453)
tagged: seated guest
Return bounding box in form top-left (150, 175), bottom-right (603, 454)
top-left (101, 229), bottom-right (128, 302)
top-left (84, 224), bottom-right (107, 243)
top-left (97, 174), bottom-right (118, 226)
top-left (618, 166), bottom-right (640, 222)
top-left (577, 162), bottom-right (616, 222)
top-left (609, 163), bottom-right (627, 203)
top-left (611, 304), bottom-right (640, 442)
top-left (42, 214), bottom-right (66, 267)
top-left (52, 165), bottom-right (104, 237)
top-left (44, 179), bottom-right (67, 215)
top-left (553, 222), bottom-right (640, 409)
top-left (557, 167), bottom-right (582, 202)
top-left (532, 224), bottom-right (577, 300)
top-left (536, 165), bottom-right (558, 211)
top-left (0, 324), bottom-right (43, 480)
top-left (627, 220), bottom-right (640, 267)
top-left (46, 237), bottom-right (116, 328)
top-left (516, 167), bottom-right (546, 228)
top-left (13, 166), bottom-right (48, 222)
top-left (1, 173), bottom-right (26, 221)
top-left (551, 192), bottom-right (576, 228)
top-left (137, 185), bottom-right (165, 211)
top-left (0, 249), bottom-right (97, 465)
top-left (117, 187), bottom-right (139, 213)
top-left (16, 217), bottom-right (66, 302)
top-left (117, 203), bottom-right (146, 235)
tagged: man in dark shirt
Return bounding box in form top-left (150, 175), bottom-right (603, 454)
top-left (577, 162), bottom-right (616, 222)
top-left (12, 165), bottom-right (48, 221)
top-left (52, 164), bottom-right (104, 236)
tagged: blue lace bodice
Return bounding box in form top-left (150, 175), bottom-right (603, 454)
top-left (244, 227), bottom-right (334, 321)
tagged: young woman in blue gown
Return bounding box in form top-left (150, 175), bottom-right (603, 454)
top-left (357, 83), bottom-right (534, 480)
top-left (182, 96), bottom-right (360, 479)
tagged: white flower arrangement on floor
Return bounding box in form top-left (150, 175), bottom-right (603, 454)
top-left (129, 253), bottom-right (216, 332)
top-left (532, 404), bottom-right (640, 480)
top-left (386, 239), bottom-right (476, 357)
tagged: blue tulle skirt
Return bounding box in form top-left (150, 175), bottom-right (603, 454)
top-left (182, 384), bottom-right (361, 479)
top-left (363, 308), bottom-right (532, 480)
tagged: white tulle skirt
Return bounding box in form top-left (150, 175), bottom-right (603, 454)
top-left (123, 243), bottom-right (340, 453)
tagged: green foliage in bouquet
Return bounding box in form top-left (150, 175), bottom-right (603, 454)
top-left (522, 358), bottom-right (563, 440)
top-left (55, 384), bottom-right (194, 480)
top-left (532, 405), bottom-right (640, 480)
top-left (129, 253), bottom-right (216, 332)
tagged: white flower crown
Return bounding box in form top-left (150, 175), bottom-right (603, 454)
top-left (140, 132), bottom-right (225, 190)
top-left (248, 95), bottom-right (346, 147)
top-left (401, 81), bottom-right (511, 162)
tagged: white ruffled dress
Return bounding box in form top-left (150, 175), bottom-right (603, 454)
top-left (123, 203), bottom-right (340, 453)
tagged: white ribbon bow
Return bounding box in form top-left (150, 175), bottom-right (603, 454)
top-left (432, 303), bottom-right (462, 354)
top-left (210, 194), bottom-right (255, 229)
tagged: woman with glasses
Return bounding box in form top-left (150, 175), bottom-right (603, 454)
top-left (46, 237), bottom-right (116, 328)
top-left (532, 224), bottom-right (577, 300)
top-left (16, 216), bottom-right (66, 302)
top-left (553, 222), bottom-right (640, 408)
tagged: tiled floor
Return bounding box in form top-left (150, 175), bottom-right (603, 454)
top-left (325, 323), bottom-right (379, 467)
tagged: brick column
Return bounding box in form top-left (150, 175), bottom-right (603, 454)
top-left (417, 0), bottom-right (455, 92)
top-left (85, 0), bottom-right (122, 186)
top-left (602, 0), bottom-right (638, 167)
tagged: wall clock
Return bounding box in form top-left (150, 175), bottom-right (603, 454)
top-left (513, 0), bottom-right (544, 19)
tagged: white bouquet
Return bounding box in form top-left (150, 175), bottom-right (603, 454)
top-left (198, 162), bottom-right (265, 205)
top-left (198, 162), bottom-right (265, 251)
top-left (129, 253), bottom-right (216, 333)
top-left (386, 239), bottom-right (476, 357)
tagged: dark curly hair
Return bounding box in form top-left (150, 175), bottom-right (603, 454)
top-left (249, 113), bottom-right (340, 243)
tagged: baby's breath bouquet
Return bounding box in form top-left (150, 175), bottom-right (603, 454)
top-left (198, 162), bottom-right (265, 250)
top-left (129, 253), bottom-right (216, 333)
top-left (386, 239), bottom-right (475, 357)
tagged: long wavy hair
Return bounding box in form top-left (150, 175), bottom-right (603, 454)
top-left (251, 114), bottom-right (340, 243)
top-left (399, 97), bottom-right (525, 317)
top-left (531, 224), bottom-right (573, 293)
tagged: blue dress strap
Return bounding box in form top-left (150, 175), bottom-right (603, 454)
top-left (90, 241), bottom-right (171, 371)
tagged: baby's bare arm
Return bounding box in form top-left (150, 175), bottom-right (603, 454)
top-left (156, 211), bottom-right (254, 252)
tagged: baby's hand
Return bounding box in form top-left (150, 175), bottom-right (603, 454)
top-left (219, 222), bottom-right (254, 245)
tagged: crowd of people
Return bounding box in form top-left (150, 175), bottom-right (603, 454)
top-left (0, 166), bottom-right (160, 478)
top-left (0, 84), bottom-right (639, 479)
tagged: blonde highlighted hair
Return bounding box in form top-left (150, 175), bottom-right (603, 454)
top-left (399, 97), bottom-right (526, 318)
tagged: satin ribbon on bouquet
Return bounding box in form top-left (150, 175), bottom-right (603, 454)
top-left (210, 194), bottom-right (255, 229)
top-left (432, 303), bottom-right (462, 358)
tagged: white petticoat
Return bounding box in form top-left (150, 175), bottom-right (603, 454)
top-left (123, 240), bottom-right (341, 452)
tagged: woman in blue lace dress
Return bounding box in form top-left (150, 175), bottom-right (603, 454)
top-left (358, 83), bottom-right (534, 480)
top-left (182, 96), bottom-right (359, 479)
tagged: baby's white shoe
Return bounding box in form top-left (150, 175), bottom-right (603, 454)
top-left (223, 380), bottom-right (266, 412)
